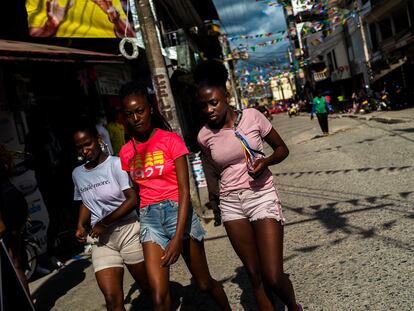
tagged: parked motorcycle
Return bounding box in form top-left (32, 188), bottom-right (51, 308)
top-left (288, 104), bottom-right (298, 117)
top-left (358, 96), bottom-right (372, 114)
top-left (376, 91), bottom-right (391, 111)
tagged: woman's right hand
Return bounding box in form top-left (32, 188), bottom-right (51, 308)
top-left (75, 226), bottom-right (87, 243)
top-left (161, 237), bottom-right (182, 267)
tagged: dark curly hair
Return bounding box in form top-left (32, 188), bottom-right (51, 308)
top-left (193, 60), bottom-right (228, 91)
top-left (71, 116), bottom-right (99, 138)
top-left (119, 81), bottom-right (172, 131)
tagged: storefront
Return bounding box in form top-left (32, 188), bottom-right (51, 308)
top-left (0, 39), bottom-right (131, 255)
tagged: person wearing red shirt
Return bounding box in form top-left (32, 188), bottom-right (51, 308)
top-left (119, 82), bottom-right (230, 311)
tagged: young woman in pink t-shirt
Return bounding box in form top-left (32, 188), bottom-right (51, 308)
top-left (195, 61), bottom-right (302, 311)
top-left (118, 82), bottom-right (230, 311)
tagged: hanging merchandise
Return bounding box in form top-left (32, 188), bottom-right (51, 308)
top-left (119, 0), bottom-right (139, 60)
top-left (119, 38), bottom-right (139, 59)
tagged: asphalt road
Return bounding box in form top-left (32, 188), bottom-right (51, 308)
top-left (30, 113), bottom-right (414, 311)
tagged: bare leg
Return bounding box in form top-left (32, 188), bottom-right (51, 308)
top-left (125, 261), bottom-right (149, 291)
top-left (252, 219), bottom-right (299, 311)
top-left (181, 238), bottom-right (231, 310)
top-left (224, 219), bottom-right (274, 311)
top-left (142, 242), bottom-right (170, 311)
top-left (95, 267), bottom-right (126, 311)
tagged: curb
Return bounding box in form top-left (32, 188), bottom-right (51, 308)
top-left (283, 112), bottom-right (412, 124)
top-left (336, 114), bottom-right (411, 124)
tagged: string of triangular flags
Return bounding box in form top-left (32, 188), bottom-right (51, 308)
top-left (236, 35), bottom-right (289, 51)
top-left (228, 30), bottom-right (287, 41)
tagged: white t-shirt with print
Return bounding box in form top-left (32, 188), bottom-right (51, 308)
top-left (72, 156), bottom-right (136, 226)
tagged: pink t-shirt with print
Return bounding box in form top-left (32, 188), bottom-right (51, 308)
top-left (198, 108), bottom-right (273, 195)
top-left (120, 129), bottom-right (189, 208)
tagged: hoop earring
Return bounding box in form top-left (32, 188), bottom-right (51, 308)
top-left (99, 141), bottom-right (106, 153)
top-left (150, 107), bottom-right (154, 114)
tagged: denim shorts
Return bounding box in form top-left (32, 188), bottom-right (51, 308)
top-left (139, 200), bottom-right (206, 250)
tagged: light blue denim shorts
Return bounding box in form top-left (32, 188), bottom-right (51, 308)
top-left (139, 200), bottom-right (206, 250)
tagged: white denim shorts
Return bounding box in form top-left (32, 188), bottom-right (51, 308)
top-left (88, 217), bottom-right (144, 273)
top-left (219, 187), bottom-right (285, 224)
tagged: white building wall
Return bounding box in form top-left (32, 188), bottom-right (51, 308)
top-left (306, 26), bottom-right (351, 82)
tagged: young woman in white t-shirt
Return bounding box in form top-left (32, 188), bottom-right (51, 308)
top-left (72, 121), bottom-right (148, 310)
top-left (195, 60), bottom-right (302, 311)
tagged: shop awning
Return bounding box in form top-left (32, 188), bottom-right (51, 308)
top-left (0, 39), bottom-right (123, 63)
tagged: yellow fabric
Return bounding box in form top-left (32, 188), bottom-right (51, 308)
top-left (107, 122), bottom-right (125, 156)
top-left (26, 0), bottom-right (127, 38)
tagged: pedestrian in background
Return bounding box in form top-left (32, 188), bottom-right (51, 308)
top-left (25, 107), bottom-right (66, 270)
top-left (71, 121), bottom-right (148, 310)
top-left (324, 94), bottom-right (333, 113)
top-left (119, 82), bottom-right (231, 311)
top-left (194, 60), bottom-right (302, 311)
top-left (311, 90), bottom-right (330, 136)
top-left (95, 113), bottom-right (114, 155)
top-left (106, 107), bottom-right (126, 156)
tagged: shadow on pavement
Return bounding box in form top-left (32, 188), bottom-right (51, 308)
top-left (279, 184), bottom-right (414, 252)
top-left (125, 282), bottom-right (153, 310)
top-left (231, 266), bottom-right (285, 311)
top-left (274, 165), bottom-right (413, 179)
top-left (129, 279), bottom-right (223, 311)
top-left (32, 259), bottom-right (91, 311)
top-left (128, 280), bottom-right (220, 311)
top-left (128, 272), bottom-right (285, 311)
top-left (394, 127), bottom-right (414, 133)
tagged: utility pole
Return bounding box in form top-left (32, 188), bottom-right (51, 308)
top-left (135, 0), bottom-right (179, 132)
top-left (283, 1), bottom-right (301, 94)
top-left (355, 0), bottom-right (372, 92)
top-left (219, 35), bottom-right (241, 109)
top-left (135, 0), bottom-right (202, 212)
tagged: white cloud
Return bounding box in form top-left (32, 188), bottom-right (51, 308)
top-left (213, 0), bottom-right (290, 66)
top-left (225, 25), bottom-right (247, 34)
top-left (215, 1), bottom-right (259, 20)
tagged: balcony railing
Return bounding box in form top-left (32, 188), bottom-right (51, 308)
top-left (313, 68), bottom-right (330, 82)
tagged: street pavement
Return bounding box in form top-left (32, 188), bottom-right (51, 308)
top-left (29, 109), bottom-right (414, 311)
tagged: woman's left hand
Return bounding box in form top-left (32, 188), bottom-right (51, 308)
top-left (248, 158), bottom-right (268, 178)
top-left (90, 223), bottom-right (107, 238)
top-left (161, 237), bottom-right (182, 267)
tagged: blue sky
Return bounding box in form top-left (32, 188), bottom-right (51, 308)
top-left (212, 0), bottom-right (290, 78)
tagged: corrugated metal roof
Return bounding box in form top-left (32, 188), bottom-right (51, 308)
top-left (0, 39), bottom-right (123, 63)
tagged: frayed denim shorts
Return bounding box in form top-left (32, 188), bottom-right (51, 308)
top-left (139, 200), bottom-right (206, 250)
top-left (219, 187), bottom-right (285, 224)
